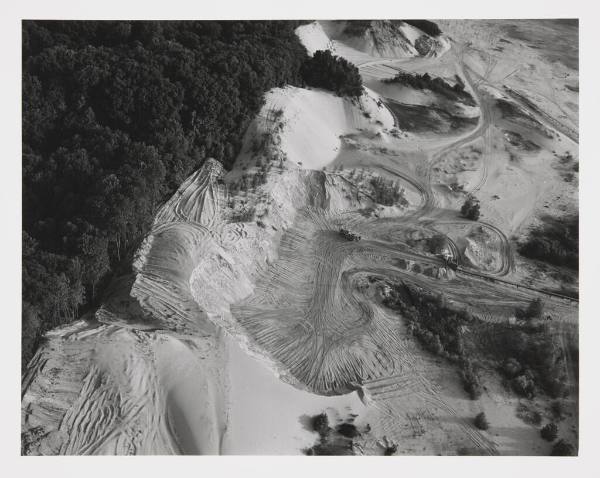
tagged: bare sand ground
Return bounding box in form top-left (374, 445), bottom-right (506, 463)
top-left (221, 335), bottom-right (364, 454)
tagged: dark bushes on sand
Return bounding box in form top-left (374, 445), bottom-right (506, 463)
top-left (519, 215), bottom-right (578, 270)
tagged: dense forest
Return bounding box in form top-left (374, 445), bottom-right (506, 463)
top-left (22, 20), bottom-right (313, 367)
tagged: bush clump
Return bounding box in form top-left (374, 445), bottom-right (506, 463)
top-left (311, 413), bottom-right (330, 436)
top-left (493, 326), bottom-right (567, 399)
top-left (521, 298), bottom-right (545, 320)
top-left (474, 412), bottom-right (489, 430)
top-left (460, 195), bottom-right (481, 221)
top-left (369, 176), bottom-right (408, 207)
top-left (519, 215), bottom-right (578, 270)
top-left (301, 50), bottom-right (363, 98)
top-left (541, 423), bottom-right (558, 442)
top-left (461, 360), bottom-right (483, 400)
top-left (336, 423), bottom-right (360, 439)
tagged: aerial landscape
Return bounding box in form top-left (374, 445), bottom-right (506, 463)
top-left (21, 19), bottom-right (579, 456)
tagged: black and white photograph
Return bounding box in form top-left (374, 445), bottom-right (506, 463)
top-left (3, 0), bottom-right (598, 475)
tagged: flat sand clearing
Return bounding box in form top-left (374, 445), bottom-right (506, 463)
top-left (154, 335), bottom-right (227, 455)
top-left (222, 335), bottom-right (364, 454)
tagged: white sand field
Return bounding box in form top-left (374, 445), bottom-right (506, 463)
top-left (222, 335), bottom-right (365, 454)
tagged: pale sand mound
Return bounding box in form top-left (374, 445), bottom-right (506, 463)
top-left (21, 320), bottom-right (225, 455)
top-left (294, 21), bottom-right (333, 56)
top-left (251, 86), bottom-right (394, 171)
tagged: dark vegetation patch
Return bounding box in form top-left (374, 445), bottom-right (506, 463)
top-left (502, 131), bottom-right (540, 151)
top-left (301, 50), bottom-right (363, 98)
top-left (21, 20), bottom-right (310, 369)
top-left (496, 99), bottom-right (551, 137)
top-left (382, 283), bottom-right (568, 400)
top-left (460, 195), bottom-right (481, 221)
top-left (541, 422), bottom-right (558, 441)
top-left (304, 412), bottom-right (369, 456)
top-left (553, 151), bottom-right (578, 183)
top-left (551, 439), bottom-right (576, 456)
top-left (401, 20), bottom-right (442, 37)
top-left (427, 234), bottom-right (449, 254)
top-left (386, 101), bottom-right (478, 134)
top-left (368, 176), bottom-right (408, 207)
top-left (474, 412), bottom-right (490, 430)
top-left (383, 72), bottom-right (476, 106)
top-left (519, 215), bottom-right (578, 270)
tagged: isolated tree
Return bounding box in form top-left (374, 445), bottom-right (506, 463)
top-left (525, 297), bottom-right (544, 320)
top-left (461, 361), bottom-right (483, 400)
top-left (541, 423), bottom-right (558, 442)
top-left (474, 412), bottom-right (490, 430)
top-left (460, 195), bottom-right (481, 221)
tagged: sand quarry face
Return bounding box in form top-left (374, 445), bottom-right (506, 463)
top-left (22, 20), bottom-right (578, 455)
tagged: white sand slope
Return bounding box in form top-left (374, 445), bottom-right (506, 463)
top-left (255, 87), bottom-right (394, 171)
top-left (222, 335), bottom-right (365, 454)
top-left (294, 21), bottom-right (333, 56)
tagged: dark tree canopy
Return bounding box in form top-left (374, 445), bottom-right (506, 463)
top-left (519, 214), bottom-right (578, 270)
top-left (402, 20), bottom-right (442, 37)
top-left (541, 423), bottom-right (558, 442)
top-left (551, 439), bottom-right (575, 456)
top-left (22, 20), bottom-right (310, 368)
top-left (301, 50), bottom-right (363, 98)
